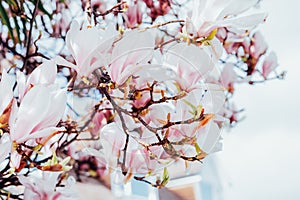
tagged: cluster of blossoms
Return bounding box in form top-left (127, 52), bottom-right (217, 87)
top-left (0, 0), bottom-right (283, 199)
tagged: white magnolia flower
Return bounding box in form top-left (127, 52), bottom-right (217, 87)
top-left (55, 20), bottom-right (118, 77)
top-left (19, 171), bottom-right (77, 200)
top-left (185, 0), bottom-right (267, 38)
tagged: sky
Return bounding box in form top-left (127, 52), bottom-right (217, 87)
top-left (213, 0), bottom-right (300, 199)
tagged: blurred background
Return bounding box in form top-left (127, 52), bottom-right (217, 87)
top-left (205, 0), bottom-right (300, 199)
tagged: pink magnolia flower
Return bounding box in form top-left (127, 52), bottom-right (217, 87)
top-left (147, 85), bottom-right (225, 144)
top-left (55, 20), bottom-right (118, 77)
top-left (109, 30), bottom-right (155, 85)
top-left (217, 28), bottom-right (251, 55)
top-left (143, 0), bottom-right (171, 21)
top-left (250, 32), bottom-right (268, 59)
top-left (185, 0), bottom-right (267, 38)
top-left (9, 85), bottom-right (66, 144)
top-left (262, 52), bottom-right (278, 79)
top-left (99, 122), bottom-right (165, 173)
top-left (219, 63), bottom-right (238, 93)
top-left (90, 100), bottom-right (113, 137)
top-left (125, 145), bottom-right (165, 174)
top-left (124, 1), bottom-right (143, 28)
top-left (19, 171), bottom-right (77, 200)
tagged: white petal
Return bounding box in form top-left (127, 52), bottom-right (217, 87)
top-left (100, 123), bottom-right (126, 159)
top-left (34, 88), bottom-right (67, 129)
top-left (201, 84), bottom-right (226, 114)
top-left (110, 30), bottom-right (155, 84)
top-left (218, 0), bottom-right (259, 18)
top-left (19, 127), bottom-right (65, 143)
top-left (0, 133), bottom-right (11, 163)
top-left (27, 59), bottom-right (57, 86)
top-left (197, 122), bottom-right (222, 153)
top-left (10, 85), bottom-right (51, 142)
top-left (54, 56), bottom-right (79, 72)
top-left (0, 70), bottom-right (13, 115)
top-left (219, 12), bottom-right (267, 30)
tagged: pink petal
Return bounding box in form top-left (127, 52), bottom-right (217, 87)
top-left (10, 85), bottom-right (51, 142)
top-left (262, 52), bottom-right (278, 79)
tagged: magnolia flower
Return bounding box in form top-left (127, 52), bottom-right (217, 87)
top-left (217, 28), bottom-right (251, 55)
top-left (78, 148), bottom-right (108, 177)
top-left (262, 52), bottom-right (278, 79)
top-left (250, 32), bottom-right (268, 59)
top-left (124, 2), bottom-right (143, 28)
top-left (219, 63), bottom-right (238, 93)
top-left (164, 43), bottom-right (216, 91)
top-left (146, 85), bottom-right (225, 155)
top-left (90, 100), bottom-right (113, 137)
top-left (100, 123), bottom-right (126, 166)
top-left (9, 85), bottom-right (66, 144)
top-left (17, 59), bottom-right (57, 100)
top-left (55, 20), bottom-right (118, 77)
top-left (99, 122), bottom-right (166, 173)
top-left (0, 70), bottom-right (13, 124)
top-left (109, 30), bottom-right (155, 85)
top-left (19, 171), bottom-right (77, 200)
top-left (185, 0), bottom-right (267, 38)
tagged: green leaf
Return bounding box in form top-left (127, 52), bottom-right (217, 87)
top-left (206, 28), bottom-right (218, 41)
top-left (50, 151), bottom-right (58, 165)
top-left (0, 1), bottom-right (15, 41)
top-left (182, 99), bottom-right (197, 112)
top-left (194, 143), bottom-right (202, 155)
top-left (161, 167), bottom-right (170, 187)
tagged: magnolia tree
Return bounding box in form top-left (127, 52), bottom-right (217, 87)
top-left (0, 0), bottom-right (284, 199)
